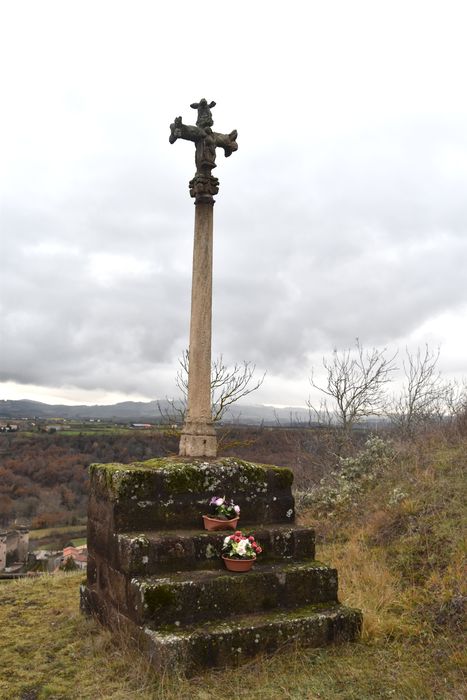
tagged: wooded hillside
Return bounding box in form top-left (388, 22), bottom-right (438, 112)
top-left (0, 426), bottom-right (368, 528)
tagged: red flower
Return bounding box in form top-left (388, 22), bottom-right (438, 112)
top-left (256, 547), bottom-right (262, 554)
top-left (249, 536), bottom-right (255, 542)
top-left (234, 536), bottom-right (241, 542)
top-left (230, 535), bottom-right (236, 540)
top-left (234, 531), bottom-right (242, 537)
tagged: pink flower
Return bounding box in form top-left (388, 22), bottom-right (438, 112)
top-left (256, 547), bottom-right (262, 554)
top-left (249, 536), bottom-right (255, 542)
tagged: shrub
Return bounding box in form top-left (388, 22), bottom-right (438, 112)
top-left (296, 435), bottom-right (395, 517)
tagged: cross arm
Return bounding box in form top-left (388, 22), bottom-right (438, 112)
top-left (169, 117), bottom-right (204, 145)
top-left (213, 129), bottom-right (238, 158)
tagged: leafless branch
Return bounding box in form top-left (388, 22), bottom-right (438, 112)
top-left (388, 345), bottom-right (446, 436)
top-left (308, 339), bottom-right (397, 432)
top-left (442, 378), bottom-right (467, 420)
top-left (167, 349), bottom-right (266, 424)
top-left (156, 397), bottom-right (185, 425)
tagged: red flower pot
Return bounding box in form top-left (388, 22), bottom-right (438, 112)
top-left (202, 515), bottom-right (239, 531)
top-left (222, 555), bottom-right (256, 572)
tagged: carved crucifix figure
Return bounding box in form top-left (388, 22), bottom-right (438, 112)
top-left (169, 99), bottom-right (238, 457)
top-left (170, 99), bottom-right (238, 203)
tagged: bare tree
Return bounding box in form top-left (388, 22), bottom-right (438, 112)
top-left (443, 378), bottom-right (467, 422)
top-left (159, 350), bottom-right (265, 424)
top-left (306, 399), bottom-right (334, 428)
top-left (388, 345), bottom-right (447, 436)
top-left (308, 339), bottom-right (397, 433)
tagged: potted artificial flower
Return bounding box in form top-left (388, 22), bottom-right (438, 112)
top-left (202, 496), bottom-right (240, 531)
top-left (221, 531), bottom-right (262, 572)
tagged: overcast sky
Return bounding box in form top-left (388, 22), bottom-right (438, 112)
top-left (1, 0), bottom-right (466, 407)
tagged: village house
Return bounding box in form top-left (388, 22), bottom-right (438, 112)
top-left (61, 545), bottom-right (87, 570)
top-left (0, 423), bottom-right (19, 432)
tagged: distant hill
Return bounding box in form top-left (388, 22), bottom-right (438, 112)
top-left (0, 399), bottom-right (161, 421)
top-left (0, 398), bottom-right (313, 426)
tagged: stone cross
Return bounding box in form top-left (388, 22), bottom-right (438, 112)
top-left (169, 99), bottom-right (238, 457)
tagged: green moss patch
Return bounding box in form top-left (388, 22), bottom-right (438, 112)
top-left (90, 458), bottom-right (293, 500)
top-left (144, 584), bottom-right (177, 612)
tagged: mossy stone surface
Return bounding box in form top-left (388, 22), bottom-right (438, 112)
top-left (84, 455), bottom-right (362, 673)
top-left (89, 458), bottom-right (295, 529)
top-left (90, 457), bottom-right (291, 498)
top-left (116, 524), bottom-right (315, 575)
top-left (128, 561), bottom-right (339, 626)
top-left (141, 602), bottom-right (363, 673)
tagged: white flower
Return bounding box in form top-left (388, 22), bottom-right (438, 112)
top-left (233, 504), bottom-right (240, 515)
top-left (236, 539), bottom-right (248, 556)
top-left (223, 536), bottom-right (231, 545)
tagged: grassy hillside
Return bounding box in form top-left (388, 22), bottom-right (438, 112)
top-left (0, 434), bottom-right (465, 699)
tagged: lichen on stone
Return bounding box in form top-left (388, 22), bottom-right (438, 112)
top-left (205, 544), bottom-right (218, 559)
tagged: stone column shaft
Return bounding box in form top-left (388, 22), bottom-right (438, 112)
top-left (179, 201), bottom-right (217, 457)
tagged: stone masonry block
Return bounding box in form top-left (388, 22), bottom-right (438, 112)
top-left (116, 525), bottom-right (315, 576)
top-left (128, 562), bottom-right (338, 627)
top-left (89, 458), bottom-right (295, 531)
top-left (142, 603), bottom-right (363, 674)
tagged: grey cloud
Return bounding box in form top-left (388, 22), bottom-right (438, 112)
top-left (2, 6), bottom-right (467, 402)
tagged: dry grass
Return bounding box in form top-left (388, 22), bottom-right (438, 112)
top-left (321, 538), bottom-right (420, 640)
top-left (0, 569), bottom-right (464, 699)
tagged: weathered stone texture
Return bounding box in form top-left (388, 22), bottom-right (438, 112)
top-left (128, 562), bottom-right (338, 627)
top-left (141, 603), bottom-right (362, 674)
top-left (169, 100), bottom-right (238, 457)
top-left (82, 457), bottom-right (362, 671)
top-left (116, 524), bottom-right (315, 576)
top-left (88, 458), bottom-right (295, 531)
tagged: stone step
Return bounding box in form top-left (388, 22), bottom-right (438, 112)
top-left (88, 458), bottom-right (295, 532)
top-left (128, 561), bottom-right (338, 627)
top-left (141, 602), bottom-right (362, 673)
top-left (113, 524), bottom-right (315, 575)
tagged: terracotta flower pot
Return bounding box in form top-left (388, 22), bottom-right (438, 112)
top-left (222, 555), bottom-right (256, 572)
top-left (202, 515), bottom-right (239, 531)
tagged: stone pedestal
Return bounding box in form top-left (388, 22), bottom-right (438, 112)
top-left (81, 458), bottom-right (361, 673)
top-left (179, 420), bottom-right (217, 459)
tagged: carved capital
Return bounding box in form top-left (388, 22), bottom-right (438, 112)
top-left (189, 174), bottom-right (219, 203)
